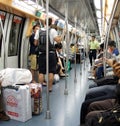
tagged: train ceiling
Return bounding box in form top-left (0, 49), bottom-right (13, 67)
top-left (47, 0), bottom-right (99, 35)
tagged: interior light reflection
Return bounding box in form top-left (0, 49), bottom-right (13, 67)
top-left (94, 0), bottom-right (101, 10)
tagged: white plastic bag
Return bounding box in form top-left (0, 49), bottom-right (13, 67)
top-left (3, 85), bottom-right (32, 122)
top-left (54, 74), bottom-right (60, 82)
top-left (0, 68), bottom-right (32, 87)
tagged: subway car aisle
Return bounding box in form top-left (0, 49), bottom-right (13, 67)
top-left (0, 62), bottom-right (89, 126)
top-left (0, 0), bottom-right (120, 125)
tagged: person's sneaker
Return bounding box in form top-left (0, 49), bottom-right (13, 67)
top-left (0, 111), bottom-right (10, 121)
top-left (60, 73), bottom-right (66, 77)
top-left (42, 81), bottom-right (47, 86)
top-left (88, 76), bottom-right (95, 80)
top-left (60, 73), bottom-right (68, 77)
top-left (88, 66), bottom-right (93, 72)
top-left (88, 70), bottom-right (92, 73)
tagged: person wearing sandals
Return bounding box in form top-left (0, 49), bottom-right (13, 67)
top-left (34, 18), bottom-right (64, 92)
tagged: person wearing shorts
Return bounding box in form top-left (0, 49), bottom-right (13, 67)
top-left (29, 24), bottom-right (40, 82)
top-left (34, 18), bottom-right (63, 92)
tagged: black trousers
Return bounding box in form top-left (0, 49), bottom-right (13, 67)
top-left (0, 88), bottom-right (4, 112)
top-left (80, 85), bottom-right (116, 124)
top-left (89, 49), bottom-right (97, 66)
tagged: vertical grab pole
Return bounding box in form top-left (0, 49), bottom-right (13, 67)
top-left (79, 40), bottom-right (82, 75)
top-left (80, 51), bottom-right (82, 75)
top-left (114, 27), bottom-right (120, 53)
top-left (86, 31), bottom-right (90, 67)
top-left (0, 17), bottom-right (6, 68)
top-left (74, 17), bottom-right (77, 83)
top-left (45, 0), bottom-right (51, 119)
top-left (64, 1), bottom-right (68, 95)
top-left (84, 34), bottom-right (88, 68)
top-left (83, 38), bottom-right (86, 70)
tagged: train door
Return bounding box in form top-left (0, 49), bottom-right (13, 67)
top-left (5, 14), bottom-right (24, 68)
top-left (0, 10), bottom-right (25, 69)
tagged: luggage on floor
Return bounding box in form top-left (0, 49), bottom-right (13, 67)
top-left (29, 83), bottom-right (42, 115)
top-left (2, 85), bottom-right (32, 122)
top-left (0, 68), bottom-right (32, 87)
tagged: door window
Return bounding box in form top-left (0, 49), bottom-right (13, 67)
top-left (8, 15), bottom-right (22, 56)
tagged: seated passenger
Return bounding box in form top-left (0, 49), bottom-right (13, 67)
top-left (55, 43), bottom-right (66, 77)
top-left (86, 59), bottom-right (120, 100)
top-left (89, 41), bottom-right (119, 80)
top-left (80, 59), bottom-right (120, 124)
top-left (95, 41), bottom-right (119, 79)
top-left (91, 43), bottom-right (104, 79)
top-left (85, 84), bottom-right (120, 125)
top-left (88, 43), bottom-right (105, 80)
top-left (0, 82), bottom-right (10, 121)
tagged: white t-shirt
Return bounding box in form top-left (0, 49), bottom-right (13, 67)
top-left (50, 28), bottom-right (58, 44)
top-left (34, 28), bottom-right (58, 45)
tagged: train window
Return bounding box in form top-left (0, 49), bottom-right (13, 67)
top-left (8, 16), bottom-right (22, 56)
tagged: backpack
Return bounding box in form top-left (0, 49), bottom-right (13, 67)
top-left (37, 29), bottom-right (55, 53)
top-left (85, 105), bottom-right (120, 126)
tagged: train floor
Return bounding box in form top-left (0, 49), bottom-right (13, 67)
top-left (0, 60), bottom-right (90, 126)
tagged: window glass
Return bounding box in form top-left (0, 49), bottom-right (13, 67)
top-left (8, 16), bottom-right (22, 56)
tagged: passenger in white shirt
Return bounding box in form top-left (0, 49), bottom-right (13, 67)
top-left (34, 18), bottom-right (63, 92)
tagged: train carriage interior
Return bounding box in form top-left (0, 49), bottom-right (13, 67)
top-left (0, 0), bottom-right (120, 126)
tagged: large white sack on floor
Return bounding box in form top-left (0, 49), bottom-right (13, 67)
top-left (0, 68), bottom-right (32, 87)
top-left (3, 85), bottom-right (32, 122)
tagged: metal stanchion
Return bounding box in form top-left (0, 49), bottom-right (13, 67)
top-left (74, 17), bottom-right (77, 83)
top-left (80, 49), bottom-right (82, 75)
top-left (84, 36), bottom-right (88, 69)
top-left (64, 2), bottom-right (68, 95)
top-left (0, 17), bottom-right (6, 68)
top-left (45, 0), bottom-right (51, 119)
top-left (83, 49), bottom-right (86, 70)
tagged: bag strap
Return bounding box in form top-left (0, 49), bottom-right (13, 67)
top-left (97, 105), bottom-right (120, 124)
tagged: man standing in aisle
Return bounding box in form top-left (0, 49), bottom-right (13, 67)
top-left (88, 35), bottom-right (99, 67)
top-left (34, 18), bottom-right (63, 92)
